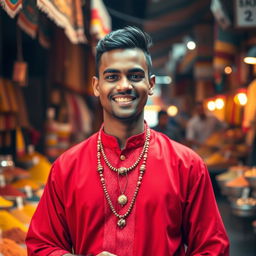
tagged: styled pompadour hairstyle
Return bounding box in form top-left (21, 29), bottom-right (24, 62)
top-left (95, 26), bottom-right (153, 77)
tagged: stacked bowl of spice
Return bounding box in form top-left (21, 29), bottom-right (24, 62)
top-left (216, 165), bottom-right (249, 196)
top-left (231, 197), bottom-right (256, 217)
top-left (225, 175), bottom-right (250, 201)
top-left (244, 167), bottom-right (256, 190)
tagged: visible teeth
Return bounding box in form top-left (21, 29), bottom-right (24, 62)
top-left (115, 97), bottom-right (132, 102)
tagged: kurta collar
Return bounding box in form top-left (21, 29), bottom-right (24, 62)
top-left (100, 123), bottom-right (148, 150)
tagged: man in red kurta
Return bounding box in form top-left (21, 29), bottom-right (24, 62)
top-left (26, 26), bottom-right (229, 256)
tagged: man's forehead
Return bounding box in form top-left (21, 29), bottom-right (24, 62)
top-left (99, 48), bottom-right (148, 72)
top-left (100, 48), bottom-right (146, 62)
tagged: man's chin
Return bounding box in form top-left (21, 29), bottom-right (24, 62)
top-left (113, 112), bottom-right (140, 122)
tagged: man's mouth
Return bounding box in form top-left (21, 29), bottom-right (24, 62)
top-left (114, 97), bottom-right (133, 103)
top-left (111, 94), bottom-right (136, 103)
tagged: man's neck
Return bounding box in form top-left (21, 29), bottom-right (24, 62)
top-left (103, 117), bottom-right (145, 149)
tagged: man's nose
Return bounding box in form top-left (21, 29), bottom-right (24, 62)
top-left (116, 77), bottom-right (133, 91)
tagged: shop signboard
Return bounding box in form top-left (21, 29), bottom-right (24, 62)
top-left (235, 0), bottom-right (256, 28)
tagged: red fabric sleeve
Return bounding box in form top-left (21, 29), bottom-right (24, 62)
top-left (182, 159), bottom-right (229, 256)
top-left (26, 163), bottom-right (72, 256)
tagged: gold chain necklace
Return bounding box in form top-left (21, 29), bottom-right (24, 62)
top-left (97, 128), bottom-right (150, 228)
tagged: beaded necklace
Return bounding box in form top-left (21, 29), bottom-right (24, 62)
top-left (97, 128), bottom-right (150, 228)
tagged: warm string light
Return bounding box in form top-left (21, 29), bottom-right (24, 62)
top-left (243, 46), bottom-right (256, 65)
top-left (207, 100), bottom-right (216, 111)
top-left (224, 66), bottom-right (232, 74)
top-left (186, 41), bottom-right (196, 50)
top-left (244, 57), bottom-right (256, 65)
top-left (215, 98), bottom-right (225, 110)
top-left (206, 90), bottom-right (247, 111)
top-left (206, 96), bottom-right (225, 111)
top-left (167, 105), bottom-right (178, 117)
top-left (234, 91), bottom-right (247, 106)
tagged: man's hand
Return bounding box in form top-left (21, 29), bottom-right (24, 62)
top-left (96, 251), bottom-right (117, 256)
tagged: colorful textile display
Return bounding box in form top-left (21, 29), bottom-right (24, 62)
top-left (75, 95), bottom-right (92, 137)
top-left (0, 79), bottom-right (28, 131)
top-left (225, 94), bottom-right (243, 126)
top-left (0, 78), bottom-right (10, 112)
top-left (65, 92), bottom-right (92, 142)
top-left (213, 23), bottom-right (239, 71)
top-left (37, 0), bottom-right (87, 44)
top-left (17, 0), bottom-right (38, 38)
top-left (91, 0), bottom-right (111, 40)
top-left (243, 79), bottom-right (256, 145)
top-left (0, 78), bottom-right (29, 130)
top-left (56, 122), bottom-right (71, 154)
top-left (63, 42), bottom-right (87, 92)
top-left (0, 0), bottom-right (22, 18)
top-left (15, 85), bottom-right (30, 128)
top-left (16, 127), bottom-right (26, 157)
top-left (38, 12), bottom-right (52, 48)
top-left (44, 108), bottom-right (59, 159)
top-left (243, 79), bottom-right (256, 130)
top-left (5, 80), bottom-right (18, 112)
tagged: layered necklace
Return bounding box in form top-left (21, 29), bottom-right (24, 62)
top-left (97, 127), bottom-right (150, 228)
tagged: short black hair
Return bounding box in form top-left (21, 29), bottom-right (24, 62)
top-left (95, 26), bottom-right (153, 77)
top-left (158, 110), bottom-right (168, 119)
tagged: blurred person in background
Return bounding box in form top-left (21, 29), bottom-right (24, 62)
top-left (26, 27), bottom-right (229, 256)
top-left (152, 110), bottom-right (182, 142)
top-left (186, 101), bottom-right (227, 148)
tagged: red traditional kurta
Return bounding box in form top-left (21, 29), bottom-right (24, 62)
top-left (26, 126), bottom-right (229, 256)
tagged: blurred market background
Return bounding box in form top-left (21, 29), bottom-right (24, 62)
top-left (0, 0), bottom-right (256, 255)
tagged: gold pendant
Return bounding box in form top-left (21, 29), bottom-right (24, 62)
top-left (118, 194), bottom-right (128, 206)
top-left (117, 218), bottom-right (126, 228)
top-left (118, 167), bottom-right (127, 175)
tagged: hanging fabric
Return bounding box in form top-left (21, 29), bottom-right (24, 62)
top-left (15, 85), bottom-right (30, 128)
top-left (91, 0), bottom-right (111, 40)
top-left (0, 78), bottom-right (10, 112)
top-left (17, 0), bottom-right (38, 39)
top-left (213, 23), bottom-right (239, 71)
top-left (38, 12), bottom-right (52, 49)
top-left (0, 0), bottom-right (22, 18)
top-left (37, 0), bottom-right (87, 44)
top-left (16, 127), bottom-right (26, 157)
top-left (243, 79), bottom-right (256, 146)
top-left (12, 27), bottom-right (28, 86)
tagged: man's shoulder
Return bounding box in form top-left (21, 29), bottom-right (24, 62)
top-left (151, 129), bottom-right (200, 159)
top-left (152, 128), bottom-right (203, 168)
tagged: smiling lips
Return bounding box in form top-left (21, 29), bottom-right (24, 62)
top-left (112, 95), bottom-right (136, 104)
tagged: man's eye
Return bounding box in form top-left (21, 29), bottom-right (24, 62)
top-left (105, 75), bottom-right (118, 81)
top-left (128, 74), bottom-right (144, 81)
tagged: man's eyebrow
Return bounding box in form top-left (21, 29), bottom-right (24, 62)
top-left (103, 69), bottom-right (120, 75)
top-left (128, 68), bottom-right (145, 73)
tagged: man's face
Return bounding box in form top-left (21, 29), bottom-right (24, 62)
top-left (92, 48), bottom-right (155, 122)
top-left (159, 114), bottom-right (168, 126)
top-left (195, 104), bottom-right (206, 118)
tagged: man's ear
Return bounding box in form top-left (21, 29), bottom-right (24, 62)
top-left (92, 76), bottom-right (100, 97)
top-left (148, 75), bottom-right (155, 95)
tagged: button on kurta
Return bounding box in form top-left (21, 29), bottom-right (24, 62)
top-left (120, 155), bottom-right (126, 160)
